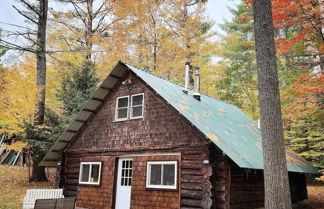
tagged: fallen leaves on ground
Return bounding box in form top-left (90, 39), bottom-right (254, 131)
top-left (293, 184), bottom-right (324, 209)
top-left (0, 165), bottom-right (55, 209)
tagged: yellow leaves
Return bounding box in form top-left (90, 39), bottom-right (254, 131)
top-left (1, 141), bottom-right (28, 151)
top-left (0, 54), bottom-right (63, 134)
top-left (0, 56), bottom-right (37, 134)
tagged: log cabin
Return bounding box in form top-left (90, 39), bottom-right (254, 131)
top-left (40, 61), bottom-right (319, 209)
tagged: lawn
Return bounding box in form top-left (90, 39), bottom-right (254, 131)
top-left (0, 165), bottom-right (323, 209)
top-left (0, 165), bottom-right (55, 209)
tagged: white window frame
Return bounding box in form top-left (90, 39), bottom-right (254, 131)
top-left (115, 95), bottom-right (130, 121)
top-left (146, 161), bottom-right (177, 189)
top-left (79, 162), bottom-right (102, 185)
top-left (130, 93), bottom-right (144, 119)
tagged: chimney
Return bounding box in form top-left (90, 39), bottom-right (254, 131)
top-left (183, 62), bottom-right (190, 94)
top-left (193, 67), bottom-right (201, 101)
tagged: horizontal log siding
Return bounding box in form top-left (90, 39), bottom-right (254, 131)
top-left (180, 148), bottom-right (212, 209)
top-left (209, 144), bottom-right (230, 209)
top-left (229, 162), bottom-right (307, 209)
top-left (229, 163), bottom-right (264, 209)
top-left (63, 156), bottom-right (80, 197)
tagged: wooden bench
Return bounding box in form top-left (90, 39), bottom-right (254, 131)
top-left (23, 189), bottom-right (64, 209)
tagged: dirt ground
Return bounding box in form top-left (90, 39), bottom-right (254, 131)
top-left (293, 185), bottom-right (324, 209)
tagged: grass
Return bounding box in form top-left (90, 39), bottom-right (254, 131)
top-left (0, 165), bottom-right (55, 209)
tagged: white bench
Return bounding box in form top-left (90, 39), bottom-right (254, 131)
top-left (23, 189), bottom-right (64, 209)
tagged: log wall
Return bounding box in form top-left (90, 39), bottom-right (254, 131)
top-left (229, 161), bottom-right (308, 209)
top-left (60, 146), bottom-right (214, 209)
top-left (209, 144), bottom-right (230, 209)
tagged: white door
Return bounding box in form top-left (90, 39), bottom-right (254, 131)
top-left (115, 158), bottom-right (133, 209)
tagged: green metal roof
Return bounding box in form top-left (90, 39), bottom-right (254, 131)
top-left (125, 63), bottom-right (319, 174)
top-left (40, 61), bottom-right (319, 174)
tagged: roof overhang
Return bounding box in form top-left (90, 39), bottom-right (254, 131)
top-left (39, 61), bottom-right (128, 167)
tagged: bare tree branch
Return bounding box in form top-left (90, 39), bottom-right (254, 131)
top-left (0, 39), bottom-right (37, 53)
top-left (0, 21), bottom-right (37, 32)
top-left (18, 0), bottom-right (41, 16)
top-left (13, 5), bottom-right (37, 24)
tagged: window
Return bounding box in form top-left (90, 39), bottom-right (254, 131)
top-left (131, 94), bottom-right (144, 119)
top-left (120, 159), bottom-right (133, 186)
top-left (115, 96), bottom-right (129, 121)
top-left (146, 161), bottom-right (177, 189)
top-left (79, 162), bottom-right (102, 185)
top-left (115, 94), bottom-right (144, 121)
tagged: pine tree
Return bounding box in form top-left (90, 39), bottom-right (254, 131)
top-left (216, 2), bottom-right (258, 119)
top-left (57, 61), bottom-right (99, 119)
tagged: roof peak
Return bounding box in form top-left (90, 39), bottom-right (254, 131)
top-left (121, 61), bottom-right (234, 108)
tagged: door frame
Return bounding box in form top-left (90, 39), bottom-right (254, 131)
top-left (112, 157), bottom-right (133, 209)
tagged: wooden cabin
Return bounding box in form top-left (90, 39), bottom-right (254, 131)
top-left (40, 61), bottom-right (318, 209)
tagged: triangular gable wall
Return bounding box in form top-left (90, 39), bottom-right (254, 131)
top-left (68, 71), bottom-right (208, 152)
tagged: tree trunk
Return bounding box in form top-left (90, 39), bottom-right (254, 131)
top-left (85, 0), bottom-right (93, 60)
top-left (31, 157), bottom-right (47, 182)
top-left (34, 0), bottom-right (48, 126)
top-left (31, 0), bottom-right (48, 182)
top-left (252, 0), bottom-right (292, 209)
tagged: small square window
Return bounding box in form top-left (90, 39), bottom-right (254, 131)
top-left (79, 162), bottom-right (101, 185)
top-left (131, 94), bottom-right (144, 119)
top-left (146, 161), bottom-right (177, 189)
top-left (115, 96), bottom-right (129, 121)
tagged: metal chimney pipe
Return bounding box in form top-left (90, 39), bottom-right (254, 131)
top-left (183, 62), bottom-right (190, 94)
top-left (194, 67), bottom-right (200, 93)
top-left (193, 66), bottom-right (201, 101)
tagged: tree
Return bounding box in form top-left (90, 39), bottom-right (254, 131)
top-left (252, 0), bottom-right (292, 208)
top-left (216, 3), bottom-right (258, 119)
top-left (51, 0), bottom-right (114, 61)
top-left (271, 0), bottom-right (323, 70)
top-left (0, 0), bottom-right (49, 181)
top-left (57, 60), bottom-right (99, 119)
top-left (241, 0), bottom-right (323, 168)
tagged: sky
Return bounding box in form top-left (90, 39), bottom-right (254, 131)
top-left (0, 0), bottom-right (240, 63)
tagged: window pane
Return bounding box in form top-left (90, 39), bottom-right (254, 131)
top-left (81, 164), bottom-right (90, 182)
top-left (150, 164), bottom-right (162, 185)
top-left (132, 106), bottom-right (142, 117)
top-left (118, 97), bottom-right (128, 108)
top-left (90, 164), bottom-right (100, 183)
top-left (118, 108), bottom-right (127, 119)
top-left (163, 164), bottom-right (175, 186)
top-left (132, 95), bottom-right (143, 106)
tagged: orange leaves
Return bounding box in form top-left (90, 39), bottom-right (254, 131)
top-left (282, 69), bottom-right (323, 122)
top-left (237, 16), bottom-right (253, 21)
top-left (245, 0), bottom-right (322, 57)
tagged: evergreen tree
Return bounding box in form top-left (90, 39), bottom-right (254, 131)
top-left (216, 1), bottom-right (323, 169)
top-left (58, 61), bottom-right (99, 119)
top-left (216, 2), bottom-right (258, 119)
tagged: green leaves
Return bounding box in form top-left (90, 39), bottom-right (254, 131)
top-left (215, 2), bottom-right (258, 120)
top-left (57, 60), bottom-right (99, 117)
